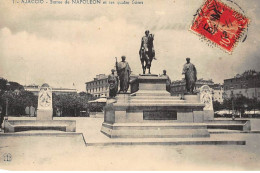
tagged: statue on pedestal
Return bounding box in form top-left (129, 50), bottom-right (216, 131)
top-left (116, 56), bottom-right (131, 93)
top-left (108, 69), bottom-right (118, 98)
top-left (139, 30), bottom-right (156, 74)
top-left (160, 70), bottom-right (171, 92)
top-left (182, 57), bottom-right (197, 94)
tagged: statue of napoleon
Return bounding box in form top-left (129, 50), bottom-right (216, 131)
top-left (139, 30), bottom-right (156, 74)
top-left (182, 57), bottom-right (197, 94)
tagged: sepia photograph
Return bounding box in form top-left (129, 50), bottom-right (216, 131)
top-left (0, 0), bottom-right (260, 171)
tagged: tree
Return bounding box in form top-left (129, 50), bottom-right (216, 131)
top-left (0, 89), bottom-right (37, 116)
top-left (9, 81), bottom-right (24, 91)
top-left (222, 98), bottom-right (232, 110)
top-left (213, 101), bottom-right (223, 111)
top-left (52, 92), bottom-right (95, 117)
top-left (0, 78), bottom-right (8, 91)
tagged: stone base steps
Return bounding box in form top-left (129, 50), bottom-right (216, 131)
top-left (131, 96), bottom-right (181, 100)
top-left (208, 129), bottom-right (242, 134)
top-left (132, 90), bottom-right (171, 96)
top-left (4, 120), bottom-right (76, 133)
top-left (130, 99), bottom-right (185, 103)
top-left (206, 120), bottom-right (249, 124)
top-left (0, 132), bottom-right (87, 146)
top-left (106, 122), bottom-right (207, 129)
top-left (205, 120), bottom-right (251, 131)
top-left (208, 129), bottom-right (260, 134)
top-left (207, 124), bottom-right (244, 131)
top-left (87, 139), bottom-right (245, 146)
top-left (13, 125), bottom-right (67, 132)
top-left (101, 122), bottom-right (210, 138)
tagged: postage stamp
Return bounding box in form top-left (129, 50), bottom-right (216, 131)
top-left (191, 0), bottom-right (250, 53)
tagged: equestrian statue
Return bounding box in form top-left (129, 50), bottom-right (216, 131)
top-left (139, 30), bottom-right (156, 74)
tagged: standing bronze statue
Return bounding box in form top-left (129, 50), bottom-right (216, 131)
top-left (108, 69), bottom-right (118, 98)
top-left (116, 56), bottom-right (131, 93)
top-left (182, 58), bottom-right (197, 94)
top-left (139, 30), bottom-right (156, 74)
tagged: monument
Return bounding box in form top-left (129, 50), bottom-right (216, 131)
top-left (182, 57), bottom-right (200, 103)
top-left (108, 69), bottom-right (118, 98)
top-left (200, 85), bottom-right (214, 120)
top-left (101, 51), bottom-right (211, 138)
top-left (139, 30), bottom-right (156, 74)
top-left (182, 57), bottom-right (197, 94)
top-left (100, 33), bottom-right (252, 139)
top-left (159, 70), bottom-right (171, 92)
top-left (101, 73), bottom-right (210, 138)
top-left (116, 56), bottom-right (131, 93)
top-left (37, 83), bottom-right (53, 120)
top-left (4, 83), bottom-right (76, 133)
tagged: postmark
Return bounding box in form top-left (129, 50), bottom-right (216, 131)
top-left (3, 153), bottom-right (12, 162)
top-left (191, 0), bottom-right (249, 53)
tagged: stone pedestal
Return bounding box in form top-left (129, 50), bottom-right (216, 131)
top-left (183, 94), bottom-right (200, 103)
top-left (101, 74), bottom-right (209, 138)
top-left (37, 109), bottom-right (53, 120)
top-left (203, 110), bottom-right (214, 120)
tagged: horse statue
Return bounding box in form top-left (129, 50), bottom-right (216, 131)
top-left (139, 34), bottom-right (155, 74)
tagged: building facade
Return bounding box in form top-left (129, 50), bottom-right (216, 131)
top-left (223, 70), bottom-right (260, 100)
top-left (85, 74), bottom-right (109, 97)
top-left (171, 78), bottom-right (214, 95)
top-left (171, 78), bottom-right (224, 103)
top-left (85, 73), bottom-right (140, 97)
top-left (212, 84), bottom-right (224, 103)
top-left (24, 84), bottom-right (77, 96)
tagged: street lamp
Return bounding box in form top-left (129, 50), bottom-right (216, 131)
top-left (230, 86), bottom-right (235, 120)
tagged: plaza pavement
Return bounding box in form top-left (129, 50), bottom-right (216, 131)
top-left (0, 116), bottom-right (260, 170)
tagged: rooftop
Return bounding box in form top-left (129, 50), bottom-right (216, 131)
top-left (225, 70), bottom-right (260, 80)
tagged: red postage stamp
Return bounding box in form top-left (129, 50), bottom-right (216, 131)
top-left (191, 0), bottom-right (249, 52)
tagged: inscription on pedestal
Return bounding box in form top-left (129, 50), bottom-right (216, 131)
top-left (143, 110), bottom-right (177, 120)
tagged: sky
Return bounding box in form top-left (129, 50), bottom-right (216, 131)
top-left (0, 0), bottom-right (259, 91)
